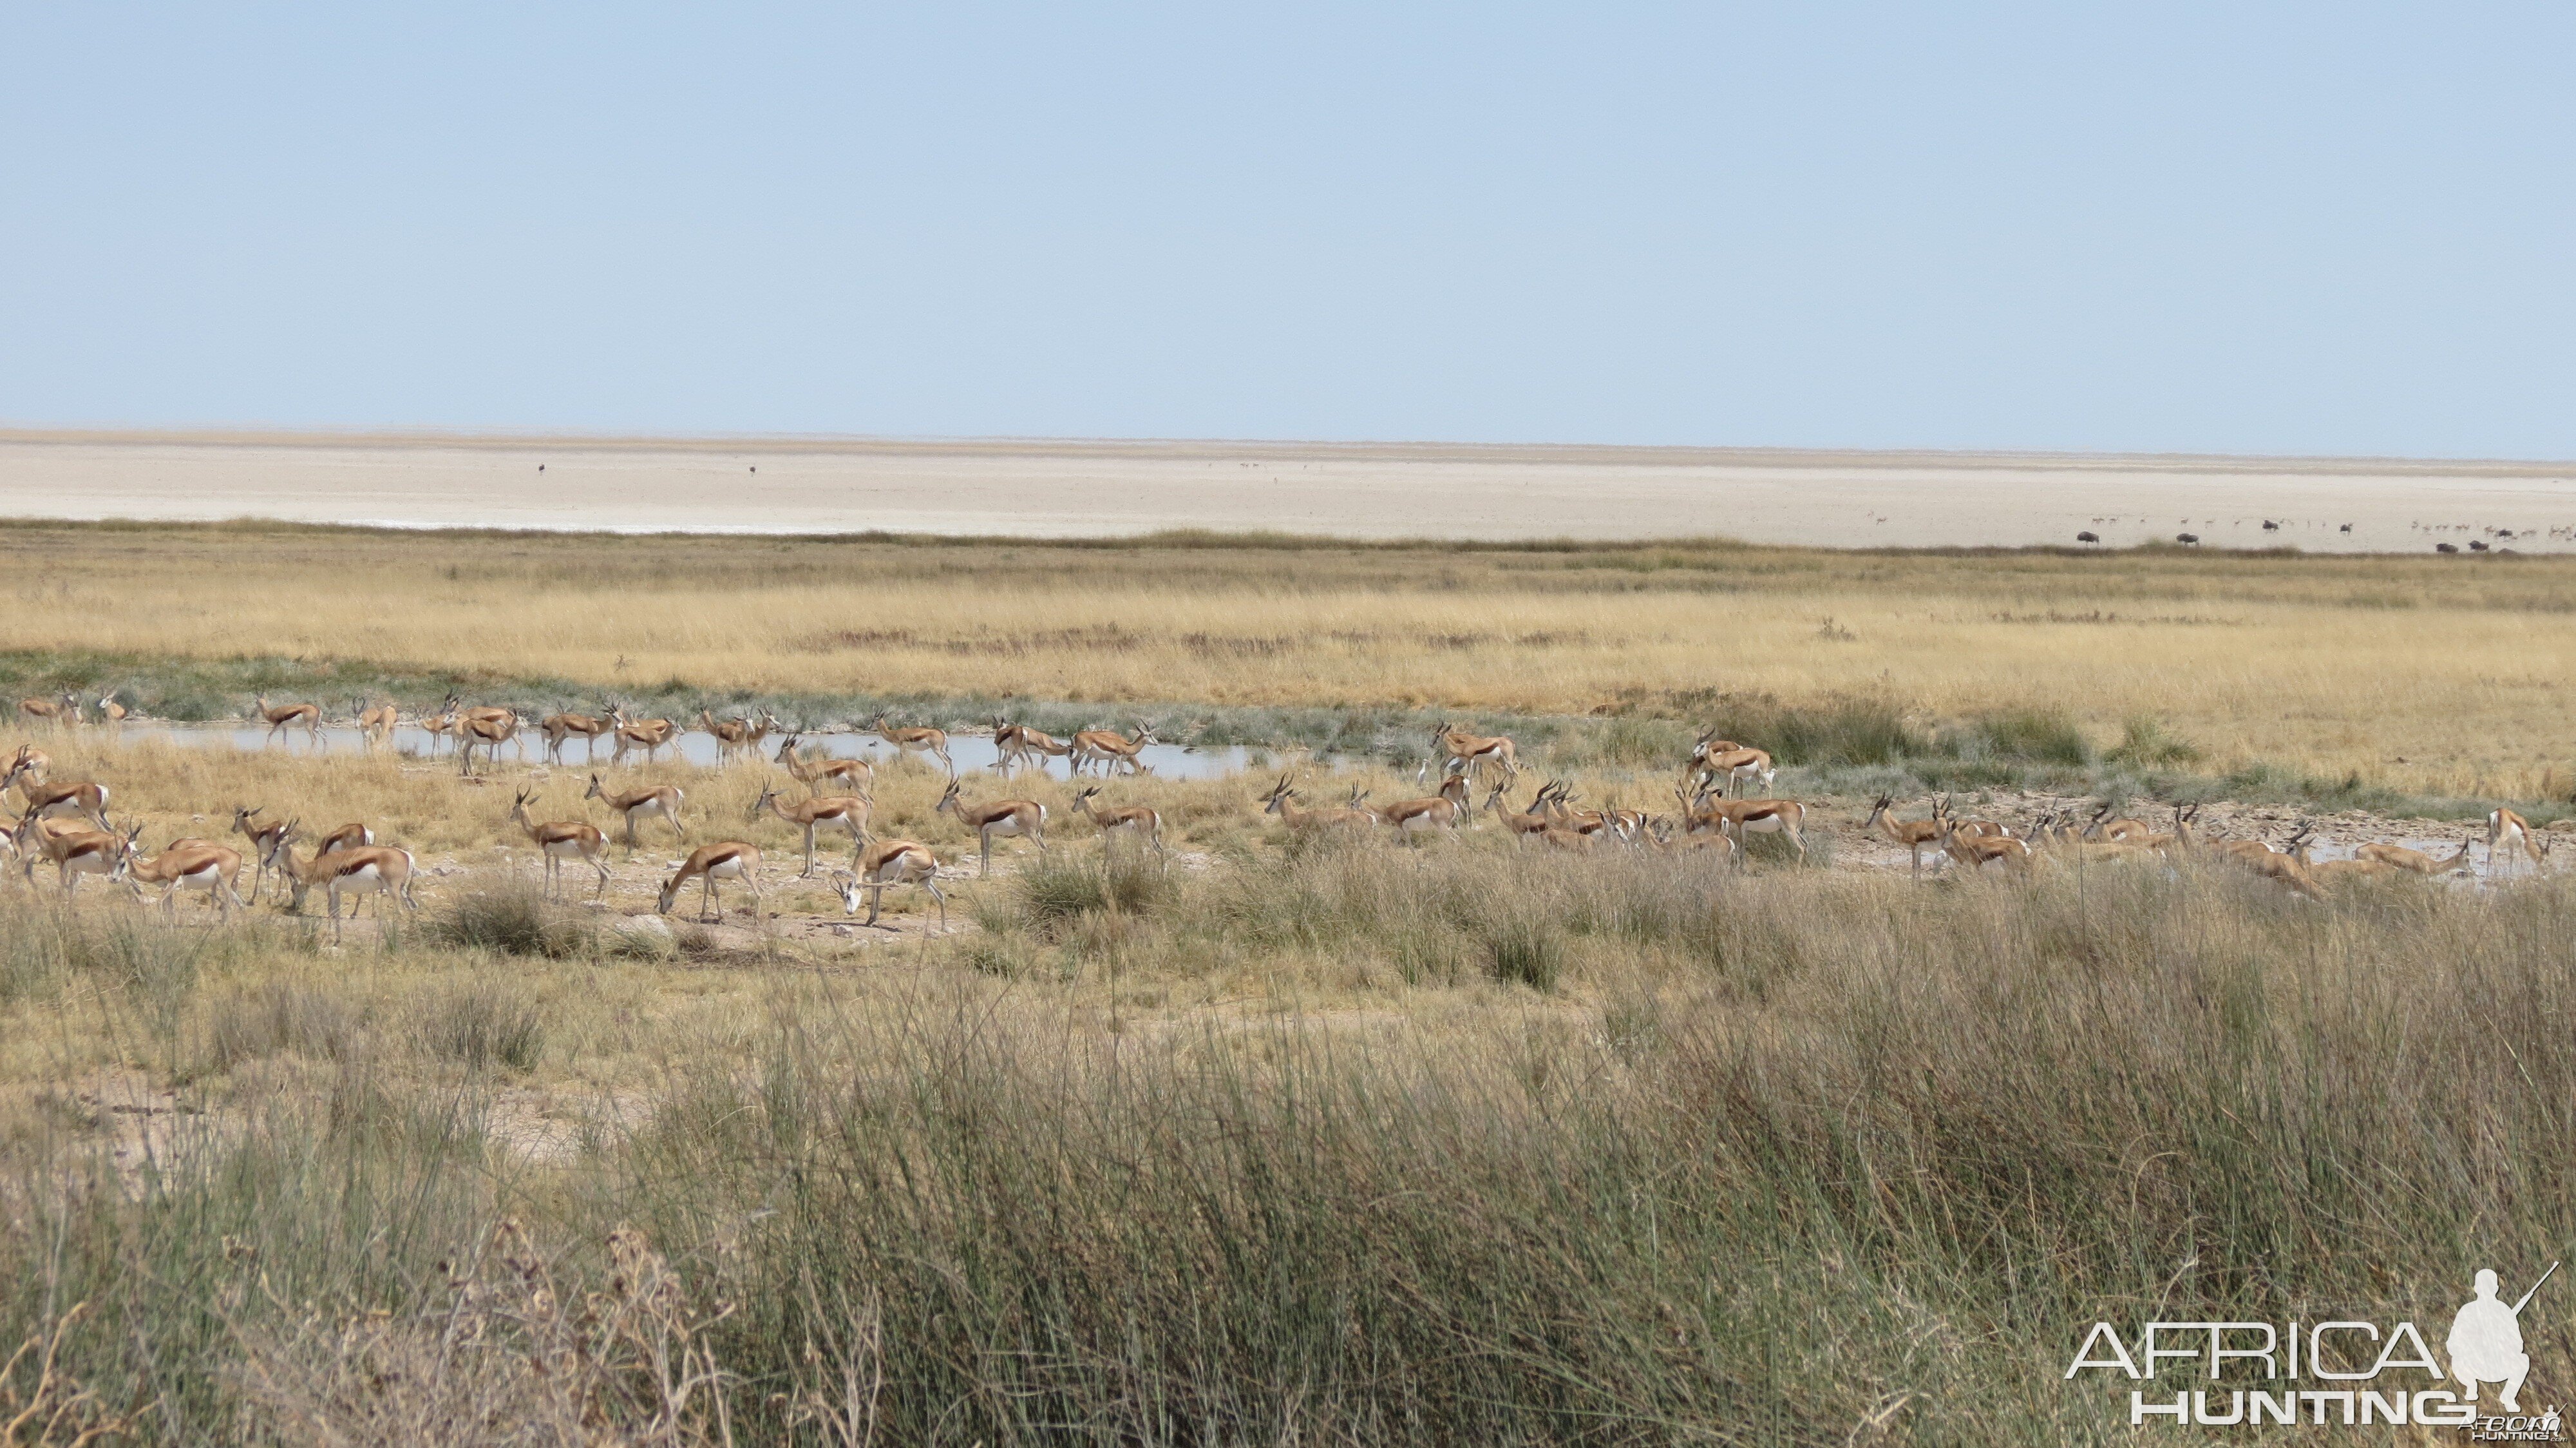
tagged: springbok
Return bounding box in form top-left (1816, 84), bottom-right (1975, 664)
top-left (281, 831), bottom-right (420, 942)
top-left (699, 709), bottom-right (779, 765)
top-left (585, 774), bottom-right (686, 852)
top-left (775, 734), bottom-right (874, 794)
top-left (113, 834), bottom-right (247, 920)
top-left (355, 698), bottom-right (399, 752)
top-left (2355, 835), bottom-right (2475, 875)
top-left (611, 709), bottom-right (681, 766)
top-left (866, 714), bottom-right (953, 774)
top-left (231, 806), bottom-right (293, 900)
top-left (2486, 808), bottom-right (2547, 875)
top-left (1698, 791), bottom-right (1810, 860)
top-left (832, 841), bottom-right (946, 931)
top-left (1374, 772), bottom-right (1473, 841)
top-left (254, 696), bottom-right (325, 752)
top-left (993, 717), bottom-right (1077, 778)
top-left (95, 693), bottom-right (129, 737)
top-left (934, 779), bottom-right (1046, 877)
top-left (1485, 782), bottom-right (1559, 844)
top-left (540, 706), bottom-right (619, 764)
top-left (17, 816), bottom-right (123, 896)
top-left (750, 783), bottom-right (871, 876)
top-left (17, 691), bottom-right (79, 730)
top-left (1069, 721), bottom-right (1156, 777)
top-left (656, 842), bottom-right (763, 923)
top-left (1422, 721), bottom-right (1517, 786)
top-left (3, 757), bottom-right (110, 831)
top-left (509, 788), bottom-right (611, 900)
top-left (456, 711), bottom-right (521, 775)
top-left (1070, 785), bottom-right (1165, 862)
top-left (1861, 795), bottom-right (1946, 875)
top-left (1260, 776), bottom-right (1375, 833)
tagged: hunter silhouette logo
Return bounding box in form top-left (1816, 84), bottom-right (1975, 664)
top-left (2452, 1262), bottom-right (2555, 1413)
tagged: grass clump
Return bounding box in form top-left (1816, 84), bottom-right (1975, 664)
top-left (426, 981), bottom-right (547, 1073)
top-left (429, 882), bottom-right (594, 958)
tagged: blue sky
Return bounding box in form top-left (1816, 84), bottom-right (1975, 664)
top-left (4, 5), bottom-right (2570, 455)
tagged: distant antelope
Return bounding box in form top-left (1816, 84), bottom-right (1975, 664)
top-left (775, 734), bottom-right (873, 794)
top-left (1680, 730), bottom-right (1746, 794)
top-left (2355, 835), bottom-right (2474, 875)
top-left (657, 841), bottom-right (763, 923)
top-left (509, 788), bottom-right (611, 899)
top-left (1070, 721), bottom-right (1157, 777)
top-left (1259, 775), bottom-right (1374, 832)
top-left (2217, 823), bottom-right (2327, 900)
top-left (750, 783), bottom-right (871, 876)
top-left (281, 830), bottom-right (420, 942)
top-left (585, 774), bottom-right (686, 851)
top-left (1070, 785), bottom-right (1164, 862)
top-left (113, 834), bottom-right (247, 920)
top-left (95, 693), bottom-right (129, 736)
top-left (540, 706), bottom-right (619, 764)
top-left (1423, 721), bottom-right (1517, 786)
top-left (420, 703), bottom-right (460, 757)
top-left (2085, 802), bottom-right (2154, 843)
top-left (866, 714), bottom-right (952, 774)
top-left (2486, 808), bottom-right (2547, 874)
top-left (355, 698), bottom-right (399, 751)
top-left (254, 696), bottom-right (324, 752)
top-left (17, 691), bottom-right (78, 730)
top-left (934, 779), bottom-right (1046, 877)
top-left (832, 839), bottom-right (947, 931)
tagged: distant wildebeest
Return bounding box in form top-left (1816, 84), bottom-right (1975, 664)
top-left (2261, 519), bottom-right (2280, 531)
top-left (2436, 543), bottom-right (2459, 554)
top-left (2177, 533), bottom-right (2200, 546)
top-left (2076, 531), bottom-right (2099, 544)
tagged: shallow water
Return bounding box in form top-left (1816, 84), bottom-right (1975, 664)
top-left (117, 722), bottom-right (1276, 781)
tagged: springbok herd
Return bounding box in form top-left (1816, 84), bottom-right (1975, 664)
top-left (1, 692), bottom-right (2557, 942)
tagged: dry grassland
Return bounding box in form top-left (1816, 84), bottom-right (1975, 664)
top-left (5, 520), bottom-right (2573, 797)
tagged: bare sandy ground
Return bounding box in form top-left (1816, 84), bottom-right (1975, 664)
top-left (8, 429), bottom-right (2575, 549)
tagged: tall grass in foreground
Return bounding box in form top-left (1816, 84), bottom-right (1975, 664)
top-left (3, 859), bottom-right (2573, 1442)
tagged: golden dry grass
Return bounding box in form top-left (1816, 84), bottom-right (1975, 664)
top-left (5, 521), bottom-right (2570, 795)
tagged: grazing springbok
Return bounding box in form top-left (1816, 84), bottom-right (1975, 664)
top-left (585, 774), bottom-right (686, 851)
top-left (113, 834), bottom-right (247, 920)
top-left (282, 830), bottom-right (419, 942)
top-left (750, 783), bottom-right (872, 876)
top-left (509, 788), bottom-right (611, 900)
top-left (832, 840), bottom-right (946, 931)
top-left (657, 841), bottom-right (763, 923)
top-left (355, 698), bottom-right (399, 751)
top-left (866, 714), bottom-right (953, 774)
top-left (254, 696), bottom-right (325, 751)
top-left (775, 734), bottom-right (874, 794)
top-left (1070, 785), bottom-right (1165, 863)
top-left (934, 779), bottom-right (1046, 877)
